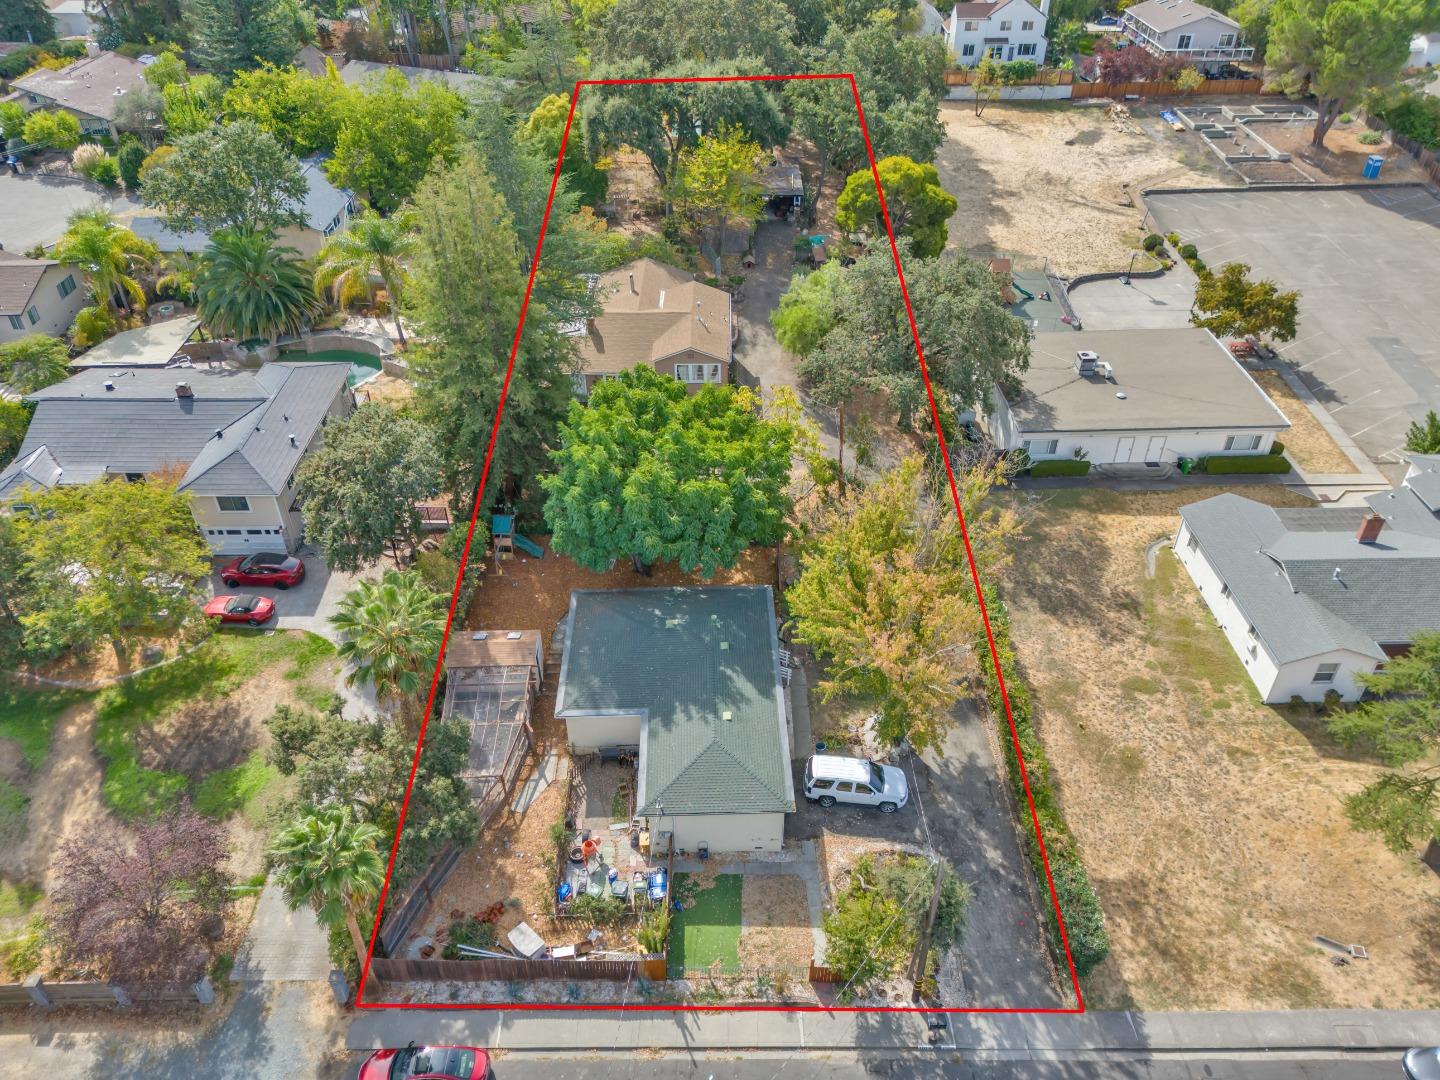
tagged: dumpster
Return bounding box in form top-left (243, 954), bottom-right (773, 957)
top-left (1178, 457), bottom-right (1196, 475)
top-left (1363, 154), bottom-right (1384, 179)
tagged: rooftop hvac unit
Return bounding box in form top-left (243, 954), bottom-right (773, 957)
top-left (1075, 350), bottom-right (1100, 375)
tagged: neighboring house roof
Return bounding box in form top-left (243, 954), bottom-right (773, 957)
top-left (1179, 474), bottom-right (1440, 664)
top-left (9, 52), bottom-right (147, 122)
top-left (293, 44), bottom-right (333, 76)
top-left (1124, 0), bottom-right (1240, 32)
top-left (445, 629), bottom-right (542, 671)
top-left (0, 251), bottom-right (58, 315)
top-left (556, 587), bottom-right (793, 818)
top-left (128, 157), bottom-right (353, 252)
top-left (759, 164), bottom-right (803, 198)
top-left (0, 362), bottom-right (349, 498)
top-left (338, 58), bottom-right (494, 95)
top-left (573, 258), bottom-right (732, 375)
top-left (70, 317), bottom-right (199, 367)
top-left (1006, 328), bottom-right (1290, 434)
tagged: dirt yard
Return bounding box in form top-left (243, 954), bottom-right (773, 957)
top-left (1250, 368), bottom-right (1358, 475)
top-left (937, 102), bottom-right (1227, 276)
top-left (1259, 120), bottom-right (1431, 184)
top-left (1000, 486), bottom-right (1440, 1010)
top-left (738, 875), bottom-right (814, 969)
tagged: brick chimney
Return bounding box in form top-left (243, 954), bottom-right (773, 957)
top-left (175, 381), bottom-right (193, 399)
top-left (1356, 512), bottom-right (1385, 544)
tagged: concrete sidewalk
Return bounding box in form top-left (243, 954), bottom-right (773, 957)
top-left (346, 1007), bottom-right (1440, 1053)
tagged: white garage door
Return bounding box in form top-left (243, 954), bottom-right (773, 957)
top-left (204, 526), bottom-right (287, 555)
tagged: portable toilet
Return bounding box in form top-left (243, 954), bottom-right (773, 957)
top-left (1363, 154), bottom-right (1384, 179)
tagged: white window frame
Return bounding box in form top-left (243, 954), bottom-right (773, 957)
top-left (1022, 19), bottom-right (1034, 29)
top-left (1311, 662), bottom-right (1340, 684)
top-left (217, 495), bottom-right (251, 512)
top-left (1224, 434), bottom-right (1263, 452)
top-left (1017, 42), bottom-right (1037, 55)
top-left (963, 19), bottom-right (978, 30)
top-left (1217, 32), bottom-right (1235, 46)
top-left (999, 19), bottom-right (1012, 29)
top-left (571, 372), bottom-right (588, 396)
top-left (961, 43), bottom-right (976, 56)
top-left (1186, 531), bottom-right (1199, 552)
top-left (1176, 32), bottom-right (1193, 49)
top-left (1023, 438), bottom-right (1059, 457)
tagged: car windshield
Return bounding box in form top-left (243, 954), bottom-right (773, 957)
top-left (240, 553), bottom-right (284, 570)
top-left (870, 763), bottom-right (886, 790)
top-left (226, 595), bottom-right (258, 613)
top-left (390, 1047), bottom-right (476, 1079)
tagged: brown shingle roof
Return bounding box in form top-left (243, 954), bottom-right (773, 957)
top-left (575, 258), bottom-right (731, 375)
top-left (0, 252), bottom-right (55, 315)
top-left (446, 630), bottom-right (542, 671)
top-left (9, 51), bottom-right (146, 122)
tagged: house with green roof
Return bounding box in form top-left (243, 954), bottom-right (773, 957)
top-left (554, 586), bottom-right (794, 853)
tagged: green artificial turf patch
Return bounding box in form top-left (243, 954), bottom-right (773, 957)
top-left (667, 872), bottom-right (742, 978)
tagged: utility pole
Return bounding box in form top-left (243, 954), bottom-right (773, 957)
top-left (909, 857), bottom-right (945, 1002)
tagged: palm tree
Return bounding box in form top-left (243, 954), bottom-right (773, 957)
top-left (155, 250), bottom-right (201, 306)
top-left (312, 210), bottom-right (417, 346)
top-left (51, 208), bottom-right (157, 316)
top-left (330, 568), bottom-right (446, 712)
top-left (193, 227), bottom-right (323, 346)
top-left (269, 806), bottom-right (385, 976)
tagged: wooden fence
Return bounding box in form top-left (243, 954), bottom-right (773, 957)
top-left (1366, 116), bottom-right (1440, 186)
top-left (808, 964), bottom-right (842, 983)
top-left (375, 845), bottom-right (462, 957)
top-left (1070, 77), bottom-right (1264, 98)
top-left (386, 51), bottom-right (459, 71)
top-left (0, 975), bottom-right (213, 1009)
top-left (371, 954), bottom-right (667, 982)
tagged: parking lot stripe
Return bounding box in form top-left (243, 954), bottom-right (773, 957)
top-left (1350, 411), bottom-right (1405, 439)
top-left (1330, 388), bottom-right (1383, 412)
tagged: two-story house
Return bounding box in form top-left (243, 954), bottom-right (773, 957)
top-left (0, 363), bottom-right (353, 555)
top-left (0, 252), bottom-right (87, 346)
top-left (1120, 0), bottom-right (1254, 72)
top-left (946, 0), bottom-right (1050, 66)
top-left (7, 51), bottom-right (147, 140)
top-left (565, 258), bottom-right (733, 398)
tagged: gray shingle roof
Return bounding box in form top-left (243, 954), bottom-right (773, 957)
top-left (1180, 480), bottom-right (1440, 663)
top-left (555, 587), bottom-right (793, 817)
top-left (0, 363), bottom-right (349, 498)
top-left (1124, 0), bottom-right (1240, 33)
top-left (9, 52), bottom-right (147, 122)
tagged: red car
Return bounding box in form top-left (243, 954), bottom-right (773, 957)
top-left (358, 1045), bottom-right (492, 1080)
top-left (204, 594), bottom-right (276, 625)
top-left (219, 552), bottom-right (306, 589)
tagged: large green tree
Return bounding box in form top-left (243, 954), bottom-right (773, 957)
top-left (159, 73), bottom-right (224, 138)
top-left (270, 805), bottom-right (384, 977)
top-left (183, 0), bottom-right (306, 75)
top-left (799, 242), bottom-right (1031, 430)
top-left (836, 155), bottom-right (957, 258)
top-left (12, 478), bottom-right (212, 667)
top-left (0, 0), bottom-right (53, 42)
top-left (674, 127), bottom-right (764, 272)
top-left (541, 367), bottom-right (795, 576)
top-left (405, 149), bottom-right (575, 510)
top-left (788, 456), bottom-right (1019, 749)
top-left (1329, 633), bottom-right (1440, 853)
top-left (1190, 262), bottom-right (1301, 342)
top-left (312, 210), bottom-right (417, 344)
top-left (591, 0), bottom-right (802, 73)
top-left (771, 263), bottom-right (854, 488)
top-left (497, 5), bottom-right (584, 111)
top-left (193, 228), bottom-right (322, 344)
top-left (330, 568), bottom-right (447, 713)
top-left (140, 120), bottom-right (308, 235)
top-left (519, 93), bottom-right (608, 206)
top-left (1266, 0), bottom-right (1435, 147)
top-left (52, 209), bottom-right (158, 316)
top-left (297, 404), bottom-right (442, 570)
top-left (327, 70), bottom-right (464, 213)
top-left (222, 64), bottom-right (351, 157)
top-left (0, 334), bottom-right (70, 393)
top-left (1405, 411), bottom-right (1440, 455)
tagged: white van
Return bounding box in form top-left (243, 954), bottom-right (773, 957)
top-left (803, 754), bottom-right (909, 813)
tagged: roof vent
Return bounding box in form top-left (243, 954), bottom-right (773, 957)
top-left (657, 288), bottom-right (666, 308)
top-left (213, 428), bottom-right (223, 439)
top-left (721, 710), bottom-right (733, 722)
top-left (1332, 567), bottom-right (1343, 582)
top-left (505, 631), bottom-right (522, 639)
top-left (719, 641), bottom-right (729, 650)
top-left (628, 272), bottom-right (636, 294)
top-left (473, 631), bottom-right (488, 640)
top-left (103, 380), bottom-right (115, 391)
top-left (288, 433), bottom-right (298, 447)
top-left (697, 316), bottom-right (709, 332)
top-left (175, 381), bottom-right (193, 398)
top-left (1115, 391), bottom-right (1127, 399)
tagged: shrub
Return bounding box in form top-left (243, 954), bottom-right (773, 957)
top-left (1357, 130), bottom-right (1384, 146)
top-left (442, 916), bottom-right (498, 959)
top-left (117, 140), bottom-right (147, 190)
top-left (1142, 233), bottom-right (1164, 252)
top-left (69, 305), bottom-right (116, 349)
top-left (22, 110), bottom-right (82, 151)
top-left (1030, 459), bottom-right (1091, 477)
top-left (1165, 231), bottom-right (1180, 247)
top-left (88, 155), bottom-right (120, 187)
top-left (1337, 113), bottom-right (1352, 124)
top-left (137, 144), bottom-right (176, 186)
top-left (568, 892), bottom-right (627, 924)
top-left (1269, 440), bottom-right (1285, 456)
top-left (1178, 242), bottom-right (1198, 260)
top-left (71, 143), bottom-right (105, 174)
top-left (1201, 453), bottom-right (1290, 474)
top-left (1187, 257), bottom-right (1206, 274)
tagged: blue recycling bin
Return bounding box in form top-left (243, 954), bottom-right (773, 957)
top-left (1363, 154), bottom-right (1384, 179)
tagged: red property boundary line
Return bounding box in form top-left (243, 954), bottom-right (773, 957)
top-left (356, 71), bottom-right (1086, 1015)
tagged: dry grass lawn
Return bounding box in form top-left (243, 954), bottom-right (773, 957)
top-left (936, 102), bottom-right (1226, 276)
top-left (739, 875), bottom-right (814, 969)
top-left (1250, 369), bottom-right (1358, 475)
top-left (1000, 486), bottom-right (1440, 1010)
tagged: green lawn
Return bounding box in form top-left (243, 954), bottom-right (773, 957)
top-left (667, 873), bottom-right (742, 978)
top-left (0, 680), bottom-right (91, 770)
top-left (94, 629), bottom-right (334, 819)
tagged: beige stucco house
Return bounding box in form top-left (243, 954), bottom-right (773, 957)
top-left (0, 363), bottom-right (353, 555)
top-left (0, 252), bottom-right (87, 345)
top-left (566, 258), bottom-right (734, 398)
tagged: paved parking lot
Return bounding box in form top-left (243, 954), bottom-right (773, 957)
top-left (787, 700), bottom-right (1060, 1008)
top-left (1147, 186), bottom-right (1440, 464)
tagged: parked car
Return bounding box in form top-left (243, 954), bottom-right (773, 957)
top-left (219, 551), bottom-right (306, 589)
top-left (203, 593), bottom-right (276, 625)
top-left (803, 753), bottom-right (910, 813)
top-left (358, 1044), bottom-right (493, 1080)
top-left (1404, 1048), bottom-right (1440, 1080)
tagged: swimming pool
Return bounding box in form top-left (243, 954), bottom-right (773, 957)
top-left (277, 349), bottom-right (383, 388)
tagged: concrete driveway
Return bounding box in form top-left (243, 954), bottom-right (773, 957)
top-left (208, 552), bottom-right (364, 640)
top-left (1147, 186), bottom-right (1440, 464)
top-left (787, 699), bottom-right (1061, 1008)
top-left (1066, 261), bottom-right (1199, 331)
top-left (731, 218), bottom-right (798, 392)
top-left (0, 173), bottom-right (140, 251)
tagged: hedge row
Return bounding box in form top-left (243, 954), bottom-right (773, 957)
top-left (975, 586), bottom-right (1110, 978)
top-left (1030, 459), bottom-right (1091, 477)
top-left (1202, 453), bottom-right (1290, 474)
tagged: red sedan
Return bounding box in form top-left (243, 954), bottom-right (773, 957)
top-left (203, 594), bottom-right (275, 625)
top-left (358, 1045), bottom-right (492, 1080)
top-left (219, 552), bottom-right (306, 589)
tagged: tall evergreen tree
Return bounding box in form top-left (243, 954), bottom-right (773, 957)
top-left (183, 0), bottom-right (303, 76)
top-left (0, 0), bottom-right (54, 44)
top-left (405, 150), bottom-right (576, 512)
